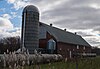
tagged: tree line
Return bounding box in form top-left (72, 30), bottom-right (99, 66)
top-left (0, 36), bottom-right (20, 54)
top-left (0, 36), bottom-right (100, 55)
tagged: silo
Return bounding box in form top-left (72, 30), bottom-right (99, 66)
top-left (21, 5), bottom-right (39, 54)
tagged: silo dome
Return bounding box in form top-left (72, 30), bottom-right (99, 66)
top-left (23, 5), bottom-right (39, 13)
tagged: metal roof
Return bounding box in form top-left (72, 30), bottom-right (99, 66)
top-left (23, 5), bottom-right (39, 13)
top-left (39, 22), bottom-right (91, 47)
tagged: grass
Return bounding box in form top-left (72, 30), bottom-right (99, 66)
top-left (26, 56), bottom-right (100, 69)
top-left (2, 56), bottom-right (100, 69)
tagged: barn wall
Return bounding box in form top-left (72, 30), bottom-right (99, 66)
top-left (39, 39), bottom-right (47, 48)
top-left (57, 42), bottom-right (91, 59)
top-left (57, 42), bottom-right (75, 58)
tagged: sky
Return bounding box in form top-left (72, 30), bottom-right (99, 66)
top-left (0, 0), bottom-right (100, 48)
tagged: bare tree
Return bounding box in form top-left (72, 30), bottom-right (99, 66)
top-left (0, 36), bottom-right (20, 53)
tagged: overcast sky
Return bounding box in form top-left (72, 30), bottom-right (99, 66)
top-left (0, 0), bottom-right (100, 47)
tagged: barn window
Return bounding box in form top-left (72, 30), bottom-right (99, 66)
top-left (77, 45), bottom-right (79, 49)
top-left (73, 49), bottom-right (74, 51)
top-left (60, 48), bottom-right (62, 51)
top-left (83, 46), bottom-right (85, 50)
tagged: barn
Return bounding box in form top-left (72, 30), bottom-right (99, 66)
top-left (21, 5), bottom-right (91, 59)
top-left (39, 22), bottom-right (91, 59)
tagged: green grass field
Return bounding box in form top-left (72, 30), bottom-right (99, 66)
top-left (23, 56), bottom-right (100, 69)
top-left (3, 56), bottom-right (100, 69)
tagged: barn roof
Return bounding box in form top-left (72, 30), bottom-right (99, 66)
top-left (39, 22), bottom-right (91, 47)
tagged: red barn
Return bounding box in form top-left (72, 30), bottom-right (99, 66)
top-left (39, 22), bottom-right (91, 59)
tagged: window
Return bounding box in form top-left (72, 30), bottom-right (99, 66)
top-left (83, 46), bottom-right (85, 50)
top-left (77, 45), bottom-right (79, 49)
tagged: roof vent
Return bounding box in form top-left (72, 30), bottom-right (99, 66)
top-left (50, 23), bottom-right (52, 27)
top-left (75, 32), bottom-right (77, 35)
top-left (64, 29), bottom-right (66, 31)
top-left (39, 22), bottom-right (42, 26)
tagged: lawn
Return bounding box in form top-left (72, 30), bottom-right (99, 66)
top-left (23, 56), bottom-right (100, 69)
top-left (2, 56), bottom-right (100, 69)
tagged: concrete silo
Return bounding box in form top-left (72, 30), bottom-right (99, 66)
top-left (21, 5), bottom-right (39, 53)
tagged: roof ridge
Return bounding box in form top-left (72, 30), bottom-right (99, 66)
top-left (40, 22), bottom-right (80, 36)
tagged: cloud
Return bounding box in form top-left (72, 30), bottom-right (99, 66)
top-left (0, 17), bottom-right (13, 29)
top-left (84, 35), bottom-right (100, 47)
top-left (42, 2), bottom-right (100, 30)
top-left (0, 28), bottom-right (21, 39)
top-left (7, 0), bottom-right (15, 3)
top-left (11, 12), bottom-right (17, 18)
top-left (1, 14), bottom-right (11, 19)
top-left (89, 3), bottom-right (100, 9)
top-left (0, 17), bottom-right (20, 38)
top-left (7, 0), bottom-right (31, 10)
